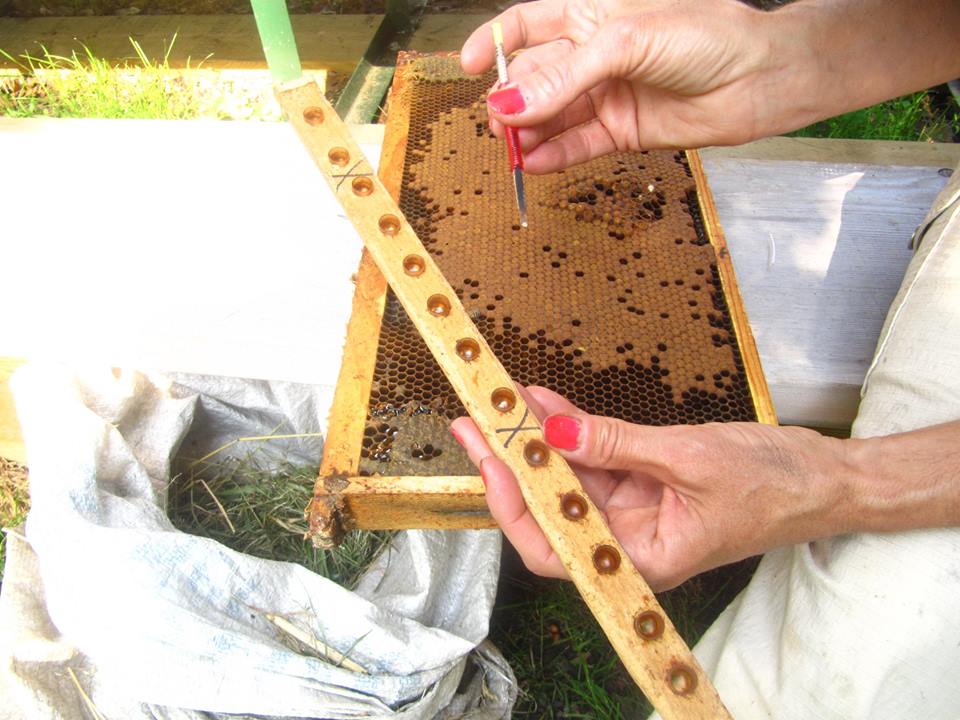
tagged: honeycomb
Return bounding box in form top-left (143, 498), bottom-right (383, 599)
top-left (358, 54), bottom-right (756, 477)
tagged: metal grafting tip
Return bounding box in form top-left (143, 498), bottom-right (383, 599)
top-left (513, 166), bottom-right (528, 228)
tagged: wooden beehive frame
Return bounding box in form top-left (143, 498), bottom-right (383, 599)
top-left (276, 74), bottom-right (741, 720)
top-left (308, 55), bottom-right (775, 544)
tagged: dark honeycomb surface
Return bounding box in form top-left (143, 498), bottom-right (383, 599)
top-left (358, 55), bottom-right (757, 476)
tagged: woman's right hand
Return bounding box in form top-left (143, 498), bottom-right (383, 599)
top-left (460, 0), bottom-right (811, 173)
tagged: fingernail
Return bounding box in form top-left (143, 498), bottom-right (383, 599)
top-left (450, 426), bottom-right (465, 448)
top-left (488, 85), bottom-right (526, 115)
top-left (544, 415), bottom-right (581, 451)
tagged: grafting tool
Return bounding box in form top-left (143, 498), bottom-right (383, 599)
top-left (492, 22), bottom-right (528, 228)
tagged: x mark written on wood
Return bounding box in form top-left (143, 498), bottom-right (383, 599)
top-left (495, 407), bottom-right (540, 448)
top-left (332, 159), bottom-right (373, 191)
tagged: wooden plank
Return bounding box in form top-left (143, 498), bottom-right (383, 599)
top-left (0, 358), bottom-right (26, 465)
top-left (316, 252), bottom-right (386, 481)
top-left (375, 63), bottom-right (413, 200)
top-left (313, 40), bottom-right (409, 483)
top-left (698, 150), bottom-right (949, 428)
top-left (704, 136), bottom-right (960, 168)
top-left (278, 76), bottom-right (731, 720)
top-left (409, 13), bottom-right (495, 53)
top-left (0, 15), bottom-right (382, 74)
top-left (688, 150), bottom-right (777, 425)
top-left (339, 475), bottom-right (493, 530)
top-left (310, 62), bottom-right (411, 542)
top-left (308, 251), bottom-right (387, 545)
top-left (309, 108), bottom-right (394, 484)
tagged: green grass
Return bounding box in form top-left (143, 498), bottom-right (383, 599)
top-left (493, 579), bottom-right (649, 719)
top-left (0, 459), bottom-right (29, 581)
top-left (167, 457), bottom-right (391, 590)
top-left (490, 556), bottom-right (758, 718)
top-left (0, 38), bottom-right (290, 121)
top-left (0, 38), bottom-right (209, 119)
top-left (790, 91), bottom-right (958, 142)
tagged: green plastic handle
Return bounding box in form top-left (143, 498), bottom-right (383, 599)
top-left (251, 0), bottom-right (303, 84)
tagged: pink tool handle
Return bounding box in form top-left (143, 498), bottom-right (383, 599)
top-left (505, 126), bottom-right (524, 171)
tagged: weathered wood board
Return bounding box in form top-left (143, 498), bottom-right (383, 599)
top-left (0, 15), bottom-right (381, 73)
top-left (702, 140), bottom-right (958, 427)
top-left (0, 358), bottom-right (26, 465)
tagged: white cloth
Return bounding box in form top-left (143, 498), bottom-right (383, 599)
top-left (0, 369), bottom-right (516, 719)
top-left (682, 166), bottom-right (960, 718)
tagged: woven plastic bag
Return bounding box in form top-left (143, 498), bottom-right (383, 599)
top-left (1, 365), bottom-right (515, 719)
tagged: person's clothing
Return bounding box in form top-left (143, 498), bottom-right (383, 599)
top-left (685, 164), bottom-right (960, 719)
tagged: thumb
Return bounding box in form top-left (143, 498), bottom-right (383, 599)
top-left (543, 411), bottom-right (675, 472)
top-left (486, 27), bottom-right (621, 126)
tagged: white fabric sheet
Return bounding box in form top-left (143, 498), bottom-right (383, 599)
top-left (673, 166), bottom-right (960, 718)
top-left (0, 367), bottom-right (515, 719)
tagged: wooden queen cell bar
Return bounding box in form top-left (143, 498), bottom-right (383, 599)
top-left (276, 51), bottom-right (775, 719)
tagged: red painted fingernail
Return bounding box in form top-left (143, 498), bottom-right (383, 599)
top-left (450, 426), bottom-right (465, 448)
top-left (488, 85), bottom-right (526, 114)
top-left (544, 415), bottom-right (581, 451)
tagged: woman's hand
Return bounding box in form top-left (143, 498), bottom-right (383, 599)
top-left (460, 0), bottom-right (960, 174)
top-left (451, 385), bottom-right (859, 590)
top-left (460, 0), bottom-right (799, 172)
